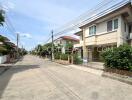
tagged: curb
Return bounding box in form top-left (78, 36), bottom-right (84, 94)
top-left (45, 59), bottom-right (132, 85)
top-left (72, 65), bottom-right (132, 85)
top-left (0, 58), bottom-right (20, 75)
top-left (102, 72), bottom-right (132, 85)
top-left (68, 64), bottom-right (103, 76)
top-left (0, 66), bottom-right (10, 75)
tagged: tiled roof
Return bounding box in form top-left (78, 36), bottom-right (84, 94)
top-left (0, 35), bottom-right (10, 42)
top-left (60, 36), bottom-right (79, 42)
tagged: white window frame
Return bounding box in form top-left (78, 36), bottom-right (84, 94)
top-left (89, 25), bottom-right (96, 36)
top-left (113, 19), bottom-right (118, 30)
top-left (107, 18), bottom-right (118, 32)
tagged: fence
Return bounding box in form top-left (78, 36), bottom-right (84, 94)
top-left (0, 55), bottom-right (7, 64)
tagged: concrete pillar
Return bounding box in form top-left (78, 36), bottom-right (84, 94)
top-left (117, 16), bottom-right (125, 47)
top-left (68, 55), bottom-right (70, 63)
top-left (82, 28), bottom-right (88, 63)
top-left (62, 47), bottom-right (65, 54)
top-left (88, 50), bottom-right (93, 62)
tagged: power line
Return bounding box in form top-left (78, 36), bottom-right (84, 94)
top-left (0, 3), bottom-right (17, 41)
top-left (53, 0), bottom-right (126, 36)
top-left (49, 0), bottom-right (129, 47)
top-left (44, 32), bottom-right (52, 44)
top-left (5, 14), bottom-right (16, 34)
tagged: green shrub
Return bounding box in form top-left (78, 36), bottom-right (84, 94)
top-left (101, 44), bottom-right (132, 71)
top-left (54, 53), bottom-right (61, 60)
top-left (73, 54), bottom-right (83, 64)
top-left (61, 54), bottom-right (68, 60)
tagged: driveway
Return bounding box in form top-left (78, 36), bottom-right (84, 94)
top-left (0, 55), bottom-right (132, 100)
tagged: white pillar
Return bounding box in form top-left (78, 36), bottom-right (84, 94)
top-left (117, 16), bottom-right (124, 47)
top-left (82, 28), bottom-right (88, 63)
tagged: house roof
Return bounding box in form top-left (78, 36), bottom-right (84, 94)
top-left (60, 36), bottom-right (79, 42)
top-left (79, 0), bottom-right (132, 28)
top-left (74, 30), bottom-right (83, 36)
top-left (55, 0), bottom-right (132, 34)
top-left (0, 35), bottom-right (10, 42)
top-left (5, 41), bottom-right (16, 48)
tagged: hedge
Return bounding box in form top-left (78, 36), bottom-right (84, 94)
top-left (61, 54), bottom-right (68, 60)
top-left (54, 53), bottom-right (61, 60)
top-left (73, 54), bottom-right (83, 64)
top-left (101, 44), bottom-right (132, 71)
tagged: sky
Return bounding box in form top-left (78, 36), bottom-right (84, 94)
top-left (0, 0), bottom-right (102, 51)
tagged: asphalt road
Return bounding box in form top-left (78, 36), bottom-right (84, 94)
top-left (0, 55), bottom-right (132, 100)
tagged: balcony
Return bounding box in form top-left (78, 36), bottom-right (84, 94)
top-left (85, 31), bottom-right (118, 46)
top-left (74, 41), bottom-right (83, 48)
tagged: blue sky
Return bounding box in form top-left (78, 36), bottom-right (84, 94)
top-left (0, 0), bottom-right (102, 50)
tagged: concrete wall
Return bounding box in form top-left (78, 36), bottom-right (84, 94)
top-left (0, 55), bottom-right (7, 64)
top-left (74, 34), bottom-right (83, 48)
top-left (117, 15), bottom-right (129, 46)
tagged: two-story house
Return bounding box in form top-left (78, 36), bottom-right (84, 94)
top-left (74, 0), bottom-right (132, 62)
top-left (54, 36), bottom-right (79, 54)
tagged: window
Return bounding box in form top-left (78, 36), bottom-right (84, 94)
top-left (107, 19), bottom-right (118, 32)
top-left (114, 19), bottom-right (118, 29)
top-left (107, 20), bottom-right (112, 32)
top-left (89, 25), bottom-right (96, 35)
top-left (129, 25), bottom-right (132, 33)
top-left (81, 33), bottom-right (83, 40)
top-left (124, 23), bottom-right (127, 32)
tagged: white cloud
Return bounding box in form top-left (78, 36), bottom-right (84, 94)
top-left (8, 0), bottom-right (79, 28)
top-left (18, 32), bottom-right (32, 39)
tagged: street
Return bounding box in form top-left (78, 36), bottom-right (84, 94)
top-left (0, 55), bottom-right (132, 100)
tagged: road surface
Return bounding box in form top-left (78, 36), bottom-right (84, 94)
top-left (0, 55), bottom-right (132, 100)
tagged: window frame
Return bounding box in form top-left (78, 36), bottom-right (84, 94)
top-left (107, 20), bottom-right (113, 32)
top-left (114, 19), bottom-right (118, 30)
top-left (107, 18), bottom-right (118, 32)
top-left (89, 25), bottom-right (96, 36)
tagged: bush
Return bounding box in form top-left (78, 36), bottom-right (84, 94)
top-left (61, 54), bottom-right (68, 60)
top-left (101, 44), bottom-right (132, 71)
top-left (73, 54), bottom-right (83, 64)
top-left (54, 53), bottom-right (61, 60)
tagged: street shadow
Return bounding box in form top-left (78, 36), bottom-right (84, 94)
top-left (0, 64), bottom-right (40, 98)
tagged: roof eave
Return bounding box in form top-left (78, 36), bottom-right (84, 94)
top-left (79, 1), bottom-right (131, 28)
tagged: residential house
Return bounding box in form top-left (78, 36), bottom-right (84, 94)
top-left (54, 36), bottom-right (79, 54)
top-left (74, 0), bottom-right (132, 62)
top-left (0, 35), bottom-right (17, 64)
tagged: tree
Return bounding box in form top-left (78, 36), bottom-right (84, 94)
top-left (65, 42), bottom-right (73, 54)
top-left (0, 10), bottom-right (5, 26)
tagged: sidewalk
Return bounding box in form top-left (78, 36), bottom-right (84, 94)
top-left (83, 62), bottom-right (104, 70)
top-left (0, 58), bottom-right (20, 75)
top-left (65, 64), bottom-right (132, 85)
top-left (68, 64), bottom-right (103, 76)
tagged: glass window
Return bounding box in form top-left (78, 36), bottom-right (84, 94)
top-left (89, 25), bottom-right (96, 35)
top-left (107, 20), bottom-right (112, 32)
top-left (114, 19), bottom-right (118, 29)
top-left (124, 23), bottom-right (127, 32)
top-left (129, 25), bottom-right (132, 33)
top-left (81, 33), bottom-right (83, 40)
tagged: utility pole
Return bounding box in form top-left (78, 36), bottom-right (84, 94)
top-left (51, 30), bottom-right (54, 61)
top-left (16, 33), bottom-right (19, 58)
top-left (22, 45), bottom-right (24, 57)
